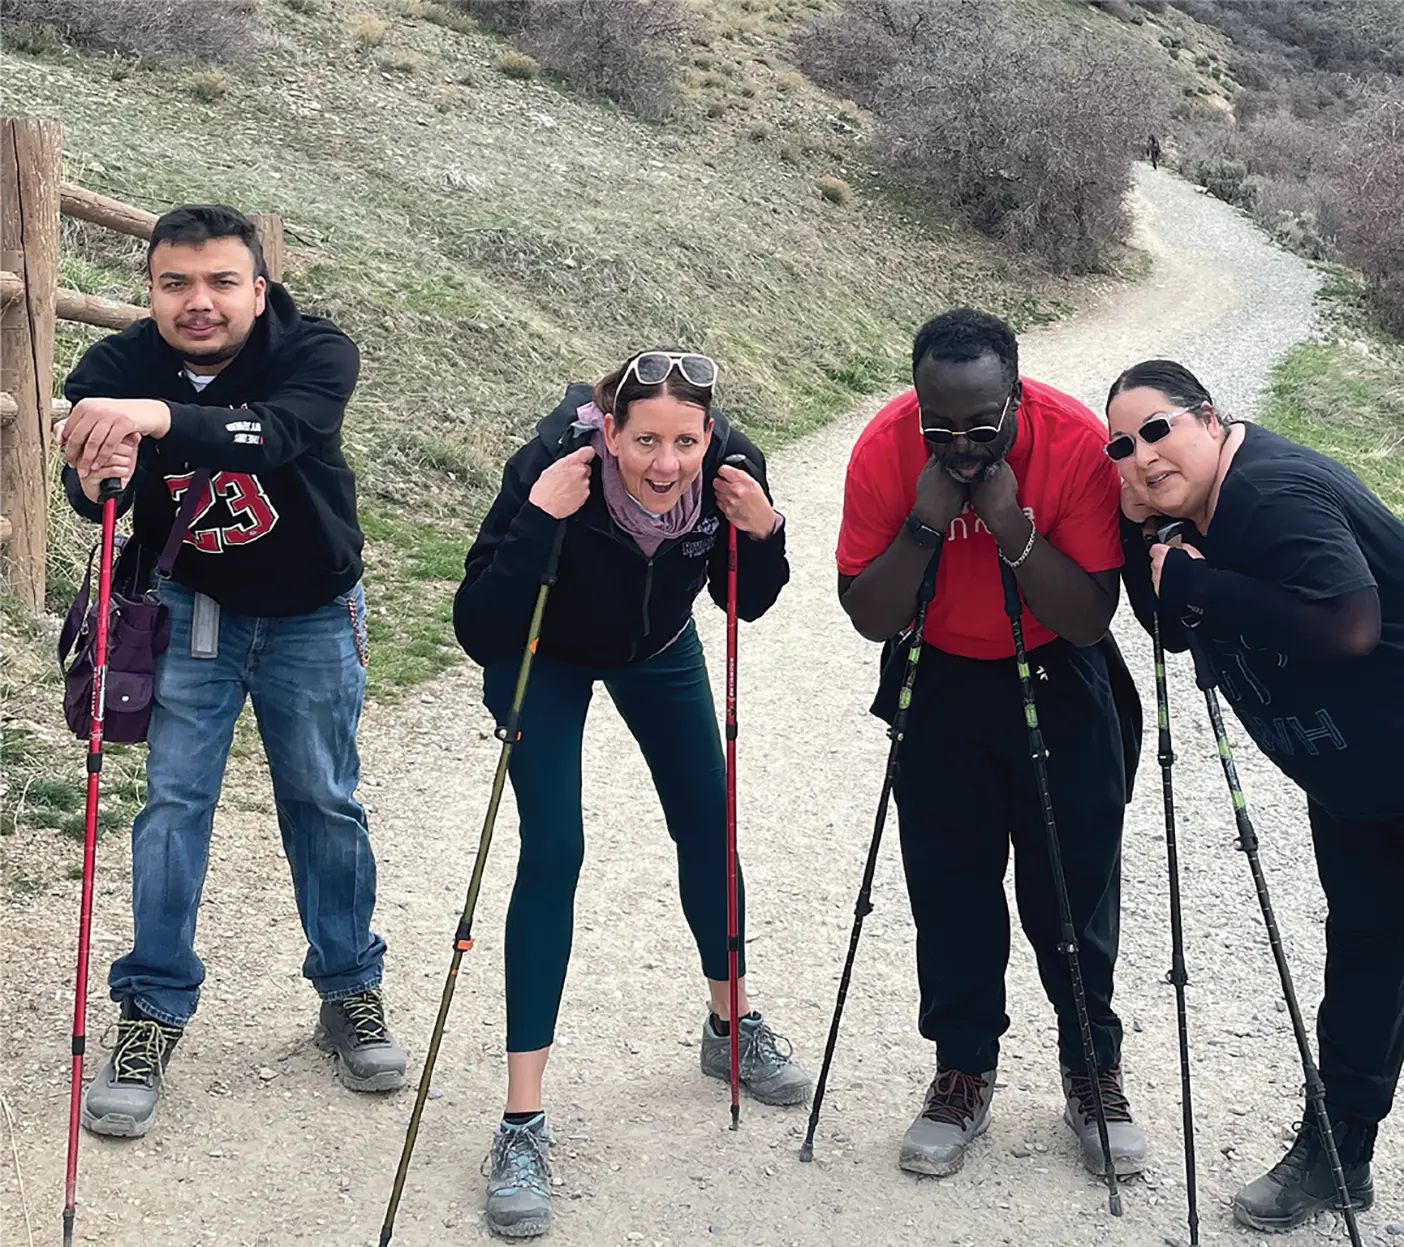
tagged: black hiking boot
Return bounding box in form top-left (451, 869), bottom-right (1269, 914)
top-left (1232, 1116), bottom-right (1375, 1233)
top-left (81, 1000), bottom-right (184, 1138)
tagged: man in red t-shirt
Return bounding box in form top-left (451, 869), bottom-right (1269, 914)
top-left (835, 308), bottom-right (1147, 1181)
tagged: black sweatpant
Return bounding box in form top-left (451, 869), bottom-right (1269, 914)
top-left (1310, 801), bottom-right (1404, 1153)
top-left (891, 636), bottom-right (1127, 1076)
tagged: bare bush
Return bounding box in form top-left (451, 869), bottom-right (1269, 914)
top-left (796, 0), bottom-right (1161, 273)
top-left (451, 0), bottom-right (689, 120)
top-left (789, 0), bottom-right (986, 111)
top-left (450, 0), bottom-right (534, 34)
top-left (1338, 86), bottom-right (1404, 331)
top-left (518, 0), bottom-right (694, 121)
top-left (0, 0), bottom-right (263, 62)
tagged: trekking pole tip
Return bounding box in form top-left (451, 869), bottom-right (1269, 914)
top-left (730, 1104), bottom-right (739, 1131)
top-left (378, 1226), bottom-right (393, 1247)
top-left (1109, 1186), bottom-right (1123, 1216)
top-left (797, 1139), bottom-right (814, 1163)
top-left (63, 1208), bottom-right (75, 1246)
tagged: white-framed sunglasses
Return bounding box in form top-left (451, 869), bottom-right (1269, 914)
top-left (1104, 402), bottom-right (1206, 461)
top-left (620, 351), bottom-right (718, 391)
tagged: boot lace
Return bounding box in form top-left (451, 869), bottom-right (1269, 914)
top-left (920, 1069), bottom-right (986, 1127)
top-left (485, 1122), bottom-right (550, 1198)
top-left (338, 990), bottom-right (388, 1045)
top-left (1068, 1068), bottom-right (1134, 1125)
top-left (739, 1020), bottom-right (795, 1080)
top-left (108, 1018), bottom-right (179, 1086)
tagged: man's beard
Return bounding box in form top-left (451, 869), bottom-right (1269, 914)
top-left (180, 325), bottom-right (252, 368)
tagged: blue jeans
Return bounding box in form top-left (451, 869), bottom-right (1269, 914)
top-left (108, 580), bottom-right (386, 1027)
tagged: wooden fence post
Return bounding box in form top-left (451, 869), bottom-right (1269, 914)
top-left (249, 213), bottom-right (285, 283)
top-left (1, 116), bottom-right (61, 609)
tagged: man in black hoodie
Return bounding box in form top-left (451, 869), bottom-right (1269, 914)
top-left (59, 204), bottom-right (404, 1139)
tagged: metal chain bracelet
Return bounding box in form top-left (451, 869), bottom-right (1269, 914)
top-left (999, 521), bottom-right (1037, 569)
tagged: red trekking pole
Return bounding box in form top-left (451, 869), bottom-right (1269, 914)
top-left (722, 452), bottom-right (751, 1131)
top-left (63, 476), bottom-right (122, 1247)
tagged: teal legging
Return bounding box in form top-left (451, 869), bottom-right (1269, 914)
top-left (482, 619), bottom-right (746, 1052)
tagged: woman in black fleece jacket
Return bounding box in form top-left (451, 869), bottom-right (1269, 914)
top-left (453, 349), bottom-right (810, 1239)
top-left (1108, 358), bottom-right (1403, 1237)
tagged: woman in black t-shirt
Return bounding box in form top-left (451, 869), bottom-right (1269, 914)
top-left (1106, 359), bottom-right (1402, 1236)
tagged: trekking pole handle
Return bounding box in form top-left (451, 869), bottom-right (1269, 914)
top-left (1142, 516), bottom-right (1191, 550)
top-left (543, 421), bottom-right (596, 583)
top-left (98, 478), bottom-right (123, 501)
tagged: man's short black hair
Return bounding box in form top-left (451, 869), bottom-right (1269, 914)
top-left (147, 203), bottom-right (266, 279)
top-left (912, 308), bottom-right (1019, 388)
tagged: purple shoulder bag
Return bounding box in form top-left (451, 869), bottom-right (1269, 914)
top-left (58, 470), bottom-right (210, 744)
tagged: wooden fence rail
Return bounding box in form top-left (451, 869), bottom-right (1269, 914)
top-left (0, 114), bottom-right (284, 610)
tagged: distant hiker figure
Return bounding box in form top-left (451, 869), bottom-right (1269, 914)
top-left (453, 349), bottom-right (811, 1239)
top-left (57, 203), bottom-right (404, 1141)
top-left (1147, 134), bottom-right (1161, 170)
top-left (1111, 359), bottom-right (1404, 1235)
top-left (835, 308), bottom-right (1148, 1184)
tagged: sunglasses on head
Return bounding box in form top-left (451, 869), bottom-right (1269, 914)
top-left (921, 391), bottom-right (1014, 447)
top-left (1104, 403), bottom-right (1206, 461)
top-left (621, 351), bottom-right (718, 391)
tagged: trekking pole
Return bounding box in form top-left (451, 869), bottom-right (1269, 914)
top-left (63, 477), bottom-right (122, 1247)
top-left (1167, 552), bottom-right (1364, 1247)
top-left (1145, 519), bottom-right (1200, 1246)
top-left (799, 542), bottom-right (942, 1163)
top-left (378, 420), bottom-right (594, 1247)
top-left (721, 452), bottom-right (753, 1132)
top-left (998, 559), bottom-right (1121, 1217)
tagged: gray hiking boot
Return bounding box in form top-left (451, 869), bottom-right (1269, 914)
top-left (899, 1068), bottom-right (995, 1176)
top-left (1062, 1064), bottom-right (1148, 1176)
top-left (701, 1011), bottom-right (811, 1106)
top-left (314, 987), bottom-right (407, 1092)
top-left (81, 1003), bottom-right (183, 1138)
top-left (485, 1115), bottom-right (551, 1239)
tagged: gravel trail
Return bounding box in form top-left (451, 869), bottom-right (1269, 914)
top-left (6, 167), bottom-right (1399, 1247)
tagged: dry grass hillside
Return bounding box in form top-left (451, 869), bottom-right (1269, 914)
top-left (0, 0), bottom-right (1275, 890)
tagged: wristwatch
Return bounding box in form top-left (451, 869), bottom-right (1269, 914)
top-left (904, 511), bottom-right (944, 549)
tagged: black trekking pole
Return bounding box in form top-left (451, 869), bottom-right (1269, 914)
top-left (1173, 599), bottom-right (1365, 1247)
top-left (378, 420), bottom-right (594, 1246)
top-left (998, 559), bottom-right (1121, 1217)
top-left (799, 543), bottom-right (941, 1163)
top-left (1145, 519), bottom-right (1200, 1246)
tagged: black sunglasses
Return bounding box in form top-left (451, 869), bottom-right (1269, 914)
top-left (921, 391), bottom-right (1014, 447)
top-left (1104, 403), bottom-right (1204, 461)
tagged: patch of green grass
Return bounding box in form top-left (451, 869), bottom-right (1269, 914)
top-left (1259, 342), bottom-right (1404, 515)
top-left (1258, 267), bottom-right (1404, 515)
top-left (26, 778), bottom-right (84, 813)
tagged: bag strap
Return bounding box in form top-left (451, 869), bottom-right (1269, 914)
top-left (158, 468), bottom-right (211, 577)
top-left (57, 541), bottom-right (102, 669)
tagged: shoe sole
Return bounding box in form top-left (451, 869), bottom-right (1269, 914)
top-left (314, 1028), bottom-right (407, 1093)
top-left (486, 1211), bottom-right (551, 1239)
top-left (702, 1064), bottom-right (811, 1107)
top-left (80, 1108), bottom-right (152, 1139)
top-left (899, 1111), bottom-right (990, 1177)
top-left (1231, 1188), bottom-right (1374, 1233)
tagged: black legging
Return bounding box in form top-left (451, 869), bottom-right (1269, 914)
top-left (482, 620), bottom-right (744, 1052)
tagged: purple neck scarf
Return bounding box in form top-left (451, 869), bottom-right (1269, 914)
top-left (575, 401), bottom-right (704, 558)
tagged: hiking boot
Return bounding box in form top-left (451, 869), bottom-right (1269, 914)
top-left (1232, 1118), bottom-right (1374, 1233)
top-left (80, 1001), bottom-right (183, 1138)
top-left (1062, 1064), bottom-right (1147, 1176)
top-left (314, 987), bottom-right (407, 1092)
top-left (899, 1067), bottom-right (995, 1176)
top-left (485, 1114), bottom-right (551, 1239)
top-left (701, 1011), bottom-right (811, 1106)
